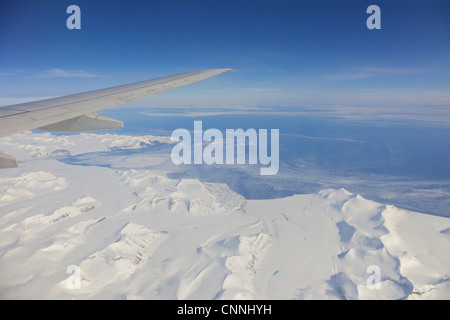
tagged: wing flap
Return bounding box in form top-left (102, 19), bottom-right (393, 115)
top-left (0, 152), bottom-right (18, 169)
top-left (37, 112), bottom-right (123, 133)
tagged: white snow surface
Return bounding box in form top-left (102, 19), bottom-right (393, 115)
top-left (0, 131), bottom-right (449, 299)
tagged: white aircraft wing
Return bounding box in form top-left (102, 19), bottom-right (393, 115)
top-left (0, 68), bottom-right (234, 168)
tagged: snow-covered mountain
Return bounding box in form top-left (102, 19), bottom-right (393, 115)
top-left (0, 132), bottom-right (448, 299)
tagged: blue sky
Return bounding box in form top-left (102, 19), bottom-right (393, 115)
top-left (1, 0), bottom-right (449, 109)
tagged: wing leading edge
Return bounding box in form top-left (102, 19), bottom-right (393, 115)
top-left (0, 68), bottom-right (235, 168)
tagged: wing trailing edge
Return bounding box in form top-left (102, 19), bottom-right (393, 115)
top-left (37, 112), bottom-right (123, 133)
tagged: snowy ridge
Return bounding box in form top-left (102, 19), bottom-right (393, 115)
top-left (70, 223), bottom-right (167, 298)
top-left (0, 132), bottom-right (449, 299)
top-left (0, 171), bottom-right (67, 205)
top-left (0, 131), bottom-right (173, 163)
top-left (119, 170), bottom-right (245, 216)
top-left (41, 217), bottom-right (107, 254)
top-left (245, 188), bottom-right (449, 299)
top-left (221, 233), bottom-right (273, 299)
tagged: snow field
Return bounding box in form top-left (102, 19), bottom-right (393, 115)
top-left (0, 132), bottom-right (448, 299)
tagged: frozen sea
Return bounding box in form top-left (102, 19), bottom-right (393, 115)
top-left (63, 107), bottom-right (450, 218)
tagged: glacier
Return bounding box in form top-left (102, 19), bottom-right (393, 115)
top-left (0, 131), bottom-right (449, 299)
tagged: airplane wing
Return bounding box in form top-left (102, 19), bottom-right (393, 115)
top-left (0, 68), bottom-right (235, 168)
